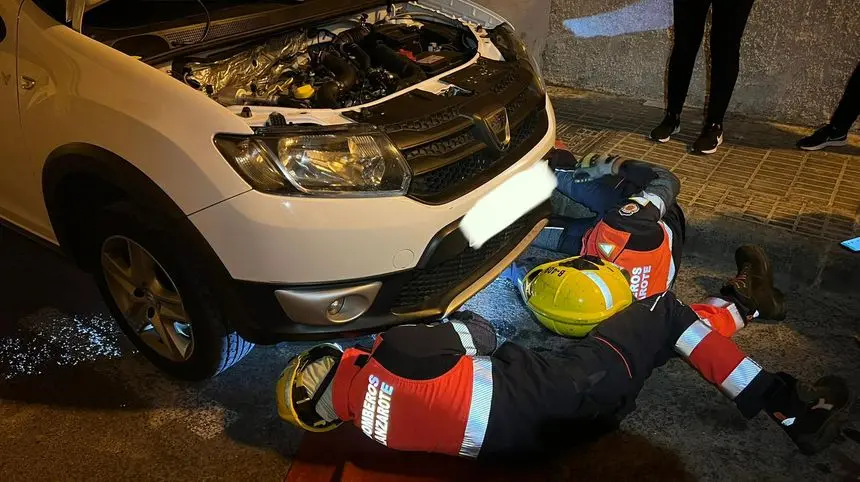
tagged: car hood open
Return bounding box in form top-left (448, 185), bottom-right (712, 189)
top-left (64, 1), bottom-right (395, 33)
top-left (66, 0), bottom-right (507, 33)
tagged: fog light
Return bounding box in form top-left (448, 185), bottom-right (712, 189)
top-left (327, 298), bottom-right (345, 315)
top-left (275, 282), bottom-right (382, 326)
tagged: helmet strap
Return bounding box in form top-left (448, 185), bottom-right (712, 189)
top-left (307, 357), bottom-right (340, 409)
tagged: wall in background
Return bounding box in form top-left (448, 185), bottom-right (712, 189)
top-left (542, 0), bottom-right (860, 126)
top-left (474, 0), bottom-right (552, 69)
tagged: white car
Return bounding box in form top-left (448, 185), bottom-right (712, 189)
top-left (0, 0), bottom-right (556, 379)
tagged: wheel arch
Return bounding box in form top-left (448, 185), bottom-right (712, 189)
top-left (41, 143), bottom-right (258, 339)
top-left (42, 143), bottom-right (200, 269)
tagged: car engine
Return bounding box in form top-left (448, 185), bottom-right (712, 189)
top-left (171, 16), bottom-right (478, 109)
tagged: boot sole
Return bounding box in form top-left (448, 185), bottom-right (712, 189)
top-left (736, 245), bottom-right (786, 321)
top-left (796, 391), bottom-right (856, 455)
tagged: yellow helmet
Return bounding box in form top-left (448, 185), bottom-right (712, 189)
top-left (522, 256), bottom-right (633, 337)
top-left (276, 343), bottom-right (344, 432)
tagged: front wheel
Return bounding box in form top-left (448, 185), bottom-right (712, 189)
top-left (87, 202), bottom-right (254, 380)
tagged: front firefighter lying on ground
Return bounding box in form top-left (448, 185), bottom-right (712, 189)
top-left (276, 249), bottom-right (853, 459)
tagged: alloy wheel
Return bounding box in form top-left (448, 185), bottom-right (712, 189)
top-left (100, 236), bottom-right (194, 362)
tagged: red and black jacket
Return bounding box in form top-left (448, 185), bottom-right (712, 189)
top-left (582, 161), bottom-right (685, 299)
top-left (329, 313), bottom-right (602, 458)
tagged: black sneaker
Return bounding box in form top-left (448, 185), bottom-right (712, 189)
top-left (767, 373), bottom-right (854, 455)
top-left (649, 113), bottom-right (681, 143)
top-left (797, 124), bottom-right (848, 151)
top-left (692, 123), bottom-right (724, 154)
top-left (720, 245), bottom-right (786, 321)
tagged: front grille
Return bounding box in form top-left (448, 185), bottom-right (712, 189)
top-left (403, 130), bottom-right (474, 161)
top-left (392, 217), bottom-right (532, 310)
top-left (384, 105), bottom-right (462, 133)
top-left (510, 109), bottom-right (541, 145)
top-left (492, 69), bottom-right (521, 94)
top-left (506, 88), bottom-right (531, 119)
top-left (409, 111), bottom-right (542, 199)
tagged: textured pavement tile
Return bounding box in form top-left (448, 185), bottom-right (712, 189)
top-left (551, 88), bottom-right (860, 242)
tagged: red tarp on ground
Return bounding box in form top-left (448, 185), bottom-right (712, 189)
top-left (284, 428), bottom-right (544, 482)
top-left (285, 424), bottom-right (696, 481)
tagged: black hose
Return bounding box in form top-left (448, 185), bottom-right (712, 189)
top-left (371, 44), bottom-right (426, 86)
top-left (334, 25), bottom-right (370, 47)
top-left (306, 51), bottom-right (358, 109)
top-left (343, 43), bottom-right (371, 70)
top-left (314, 82), bottom-right (341, 109)
top-left (333, 26), bottom-right (372, 71)
top-left (275, 95), bottom-right (308, 108)
top-left (320, 51), bottom-right (357, 92)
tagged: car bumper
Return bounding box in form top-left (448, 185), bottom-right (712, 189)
top-left (227, 201), bottom-right (550, 342)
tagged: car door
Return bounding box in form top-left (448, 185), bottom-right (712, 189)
top-left (0, 0), bottom-right (38, 234)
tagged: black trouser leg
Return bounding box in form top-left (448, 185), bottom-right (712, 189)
top-left (666, 0), bottom-right (711, 115)
top-left (562, 292), bottom-right (776, 419)
top-left (587, 293), bottom-right (691, 397)
top-left (706, 0), bottom-right (756, 124)
top-left (831, 62), bottom-right (860, 133)
top-left (548, 292), bottom-right (693, 420)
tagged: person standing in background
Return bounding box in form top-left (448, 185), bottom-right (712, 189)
top-left (649, 0), bottom-right (756, 155)
top-left (797, 62), bottom-right (859, 151)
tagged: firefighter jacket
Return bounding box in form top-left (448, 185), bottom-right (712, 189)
top-left (581, 161), bottom-right (685, 299)
top-left (329, 312), bottom-right (605, 459)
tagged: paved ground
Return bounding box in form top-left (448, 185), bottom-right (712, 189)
top-left (551, 87), bottom-right (860, 295)
top-left (1, 87), bottom-right (859, 481)
top-left (551, 86), bottom-right (860, 245)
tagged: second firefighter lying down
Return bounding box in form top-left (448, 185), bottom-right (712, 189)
top-left (513, 149), bottom-right (783, 320)
top-left (276, 249), bottom-right (853, 458)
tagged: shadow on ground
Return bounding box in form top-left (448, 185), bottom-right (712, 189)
top-left (289, 423), bottom-right (695, 481)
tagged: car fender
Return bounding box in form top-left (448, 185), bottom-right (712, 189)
top-left (18, 2), bottom-right (254, 223)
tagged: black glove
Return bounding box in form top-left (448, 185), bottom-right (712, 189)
top-left (548, 148), bottom-right (580, 170)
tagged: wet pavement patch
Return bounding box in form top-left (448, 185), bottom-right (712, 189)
top-left (0, 309), bottom-right (127, 380)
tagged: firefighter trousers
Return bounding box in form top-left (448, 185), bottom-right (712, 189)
top-left (540, 291), bottom-right (773, 423)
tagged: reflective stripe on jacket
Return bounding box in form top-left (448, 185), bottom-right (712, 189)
top-left (331, 332), bottom-right (495, 457)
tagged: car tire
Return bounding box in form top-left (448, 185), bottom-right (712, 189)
top-left (85, 201), bottom-right (254, 380)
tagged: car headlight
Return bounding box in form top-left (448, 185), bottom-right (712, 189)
top-left (489, 23), bottom-right (545, 93)
top-left (215, 125), bottom-right (411, 196)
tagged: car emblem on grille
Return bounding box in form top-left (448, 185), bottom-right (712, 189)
top-left (484, 107), bottom-right (511, 151)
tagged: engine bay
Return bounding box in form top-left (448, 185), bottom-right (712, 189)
top-left (170, 13), bottom-right (479, 110)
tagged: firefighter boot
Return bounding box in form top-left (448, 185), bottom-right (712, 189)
top-left (720, 245), bottom-right (786, 321)
top-left (766, 373), bottom-right (854, 455)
